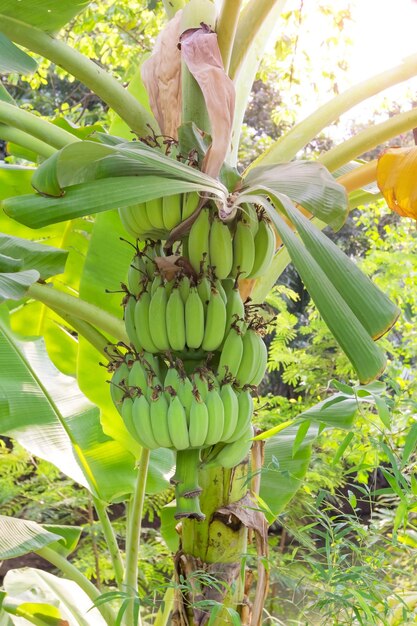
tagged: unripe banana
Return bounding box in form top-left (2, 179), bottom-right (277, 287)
top-left (218, 326), bottom-right (244, 380)
top-left (220, 384), bottom-right (239, 441)
top-left (110, 362), bottom-right (129, 414)
top-left (249, 336), bottom-right (268, 387)
top-left (121, 397), bottom-right (136, 438)
top-left (209, 217), bottom-right (233, 279)
top-left (149, 283), bottom-right (170, 352)
top-left (240, 203), bottom-right (259, 236)
top-left (162, 194), bottom-right (182, 231)
top-left (132, 394), bottom-right (159, 449)
top-left (197, 275), bottom-right (211, 311)
top-left (151, 274), bottom-right (161, 298)
top-left (188, 395), bottom-right (209, 447)
top-left (128, 359), bottom-right (148, 393)
top-left (215, 279), bottom-right (227, 304)
top-left (226, 389), bottom-right (253, 442)
top-left (146, 197), bottom-right (165, 231)
top-left (202, 287), bottom-right (227, 351)
top-left (178, 274), bottom-right (191, 302)
top-left (192, 371), bottom-right (209, 401)
top-left (127, 254), bottom-right (144, 296)
top-left (204, 388), bottom-right (225, 446)
top-left (124, 295), bottom-right (141, 352)
top-left (142, 352), bottom-right (162, 380)
top-left (209, 425), bottom-right (254, 469)
top-left (166, 286), bottom-right (186, 352)
top-left (185, 286), bottom-right (205, 349)
top-left (177, 374), bottom-right (194, 417)
top-left (164, 365), bottom-right (181, 394)
top-left (142, 243), bottom-right (159, 277)
top-left (149, 388), bottom-right (172, 448)
top-left (118, 207), bottom-right (142, 239)
top-left (182, 191), bottom-right (200, 221)
top-left (248, 217), bottom-right (275, 278)
top-left (188, 208), bottom-right (210, 273)
top-left (129, 202), bottom-right (155, 234)
top-left (235, 329), bottom-right (261, 387)
top-left (225, 284), bottom-right (245, 332)
top-left (231, 221), bottom-right (255, 278)
top-left (134, 291), bottom-right (158, 353)
top-left (167, 395), bottom-right (190, 450)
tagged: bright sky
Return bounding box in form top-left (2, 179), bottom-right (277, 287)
top-left (280, 0), bottom-right (417, 125)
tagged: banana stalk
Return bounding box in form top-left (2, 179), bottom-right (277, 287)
top-left (177, 462), bottom-right (249, 625)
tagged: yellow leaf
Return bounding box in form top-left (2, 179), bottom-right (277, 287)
top-left (377, 146), bottom-right (417, 219)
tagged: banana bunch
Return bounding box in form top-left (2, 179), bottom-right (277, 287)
top-left (124, 272), bottom-right (232, 355)
top-left (119, 192), bottom-right (200, 240)
top-left (187, 206), bottom-right (276, 279)
top-left (109, 355), bottom-right (254, 453)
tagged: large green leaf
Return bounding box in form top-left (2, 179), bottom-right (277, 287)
top-left (3, 568), bottom-right (106, 626)
top-left (243, 161), bottom-right (348, 230)
top-left (244, 192), bottom-right (387, 383)
top-left (3, 602), bottom-right (65, 626)
top-left (0, 33), bottom-right (36, 73)
top-left (281, 200), bottom-right (400, 340)
top-left (0, 164), bottom-right (34, 200)
top-left (0, 270), bottom-right (39, 301)
top-left (0, 313), bottom-right (136, 502)
top-left (0, 516), bottom-right (61, 560)
top-left (2, 176), bottom-right (217, 228)
top-left (260, 425), bottom-right (316, 519)
top-left (0, 0), bottom-right (91, 32)
top-left (0, 233), bottom-right (68, 278)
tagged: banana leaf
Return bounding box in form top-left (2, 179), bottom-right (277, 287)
top-left (0, 0), bottom-right (91, 32)
top-left (0, 33), bottom-right (36, 73)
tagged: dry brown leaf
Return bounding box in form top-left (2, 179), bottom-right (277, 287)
top-left (141, 12), bottom-right (183, 139)
top-left (179, 24), bottom-right (235, 178)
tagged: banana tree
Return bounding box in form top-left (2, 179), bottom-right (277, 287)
top-left (0, 0), bottom-right (415, 624)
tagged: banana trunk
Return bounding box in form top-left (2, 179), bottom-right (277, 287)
top-left (174, 462), bottom-right (249, 626)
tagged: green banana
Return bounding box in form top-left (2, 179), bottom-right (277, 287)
top-left (188, 394), bottom-right (209, 447)
top-left (149, 283), bottom-right (170, 351)
top-left (181, 191), bottom-right (200, 221)
top-left (225, 283), bottom-right (245, 332)
top-left (151, 274), bottom-right (161, 298)
top-left (209, 216), bottom-right (233, 279)
top-left (167, 395), bottom-right (190, 450)
top-left (164, 365), bottom-right (180, 394)
top-left (149, 388), bottom-right (172, 448)
top-left (166, 286), bottom-right (186, 352)
top-left (209, 424), bottom-right (254, 469)
top-left (248, 217), bottom-right (275, 278)
top-left (215, 279), bottom-right (227, 304)
top-left (146, 197), bottom-right (165, 231)
top-left (202, 286), bottom-right (227, 351)
top-left (235, 329), bottom-right (261, 387)
top-left (127, 254), bottom-right (144, 296)
top-left (192, 370), bottom-right (209, 401)
top-left (226, 389), bottom-right (253, 442)
top-left (188, 208), bottom-right (210, 272)
top-left (134, 290), bottom-right (158, 353)
top-left (178, 274), bottom-right (191, 302)
top-left (197, 275), bottom-right (211, 311)
top-left (218, 326), bottom-right (244, 380)
top-left (118, 207), bottom-right (142, 239)
top-left (231, 220), bottom-right (255, 278)
top-left (204, 387), bottom-right (225, 446)
top-left (162, 194), bottom-right (182, 231)
top-left (128, 359), bottom-right (148, 394)
top-left (132, 394), bottom-right (159, 449)
top-left (185, 286), bottom-right (205, 349)
top-left (124, 295), bottom-right (141, 352)
top-left (121, 397), bottom-right (137, 438)
top-left (220, 384), bottom-right (239, 441)
top-left (109, 362), bottom-right (129, 415)
top-left (249, 335), bottom-right (268, 386)
top-left (240, 203), bottom-right (259, 236)
top-left (176, 372), bottom-right (194, 417)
